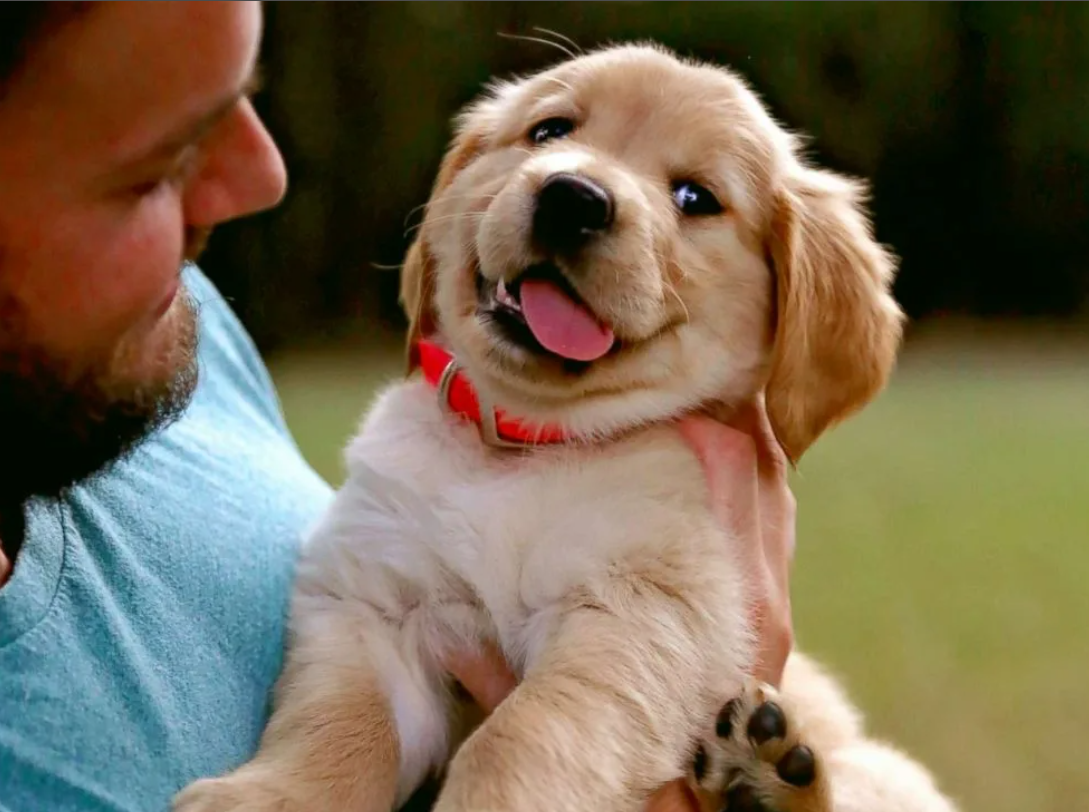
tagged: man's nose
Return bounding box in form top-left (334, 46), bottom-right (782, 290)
top-left (184, 100), bottom-right (287, 228)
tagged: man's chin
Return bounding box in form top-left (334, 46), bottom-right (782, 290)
top-left (0, 290), bottom-right (200, 505)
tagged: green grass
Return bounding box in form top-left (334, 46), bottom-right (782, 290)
top-left (267, 334), bottom-right (1089, 812)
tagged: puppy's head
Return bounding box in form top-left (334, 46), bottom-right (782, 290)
top-left (403, 44), bottom-right (903, 461)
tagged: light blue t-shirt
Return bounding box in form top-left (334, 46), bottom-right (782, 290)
top-left (0, 267), bottom-right (335, 812)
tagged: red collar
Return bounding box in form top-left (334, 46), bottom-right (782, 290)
top-left (416, 339), bottom-right (570, 448)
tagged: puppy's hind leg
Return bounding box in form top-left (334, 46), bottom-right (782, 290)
top-left (173, 609), bottom-right (451, 812)
top-left (782, 654), bottom-right (959, 812)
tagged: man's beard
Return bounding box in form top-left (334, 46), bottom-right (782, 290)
top-left (0, 227), bottom-right (210, 506)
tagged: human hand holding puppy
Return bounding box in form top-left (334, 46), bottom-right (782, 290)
top-left (445, 398), bottom-right (796, 812)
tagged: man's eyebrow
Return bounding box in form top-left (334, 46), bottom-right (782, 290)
top-left (127, 68), bottom-right (264, 166)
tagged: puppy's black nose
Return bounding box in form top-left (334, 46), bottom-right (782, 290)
top-left (532, 173), bottom-right (614, 254)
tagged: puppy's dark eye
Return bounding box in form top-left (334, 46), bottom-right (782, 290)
top-left (672, 181), bottom-right (723, 216)
top-left (529, 117), bottom-right (575, 145)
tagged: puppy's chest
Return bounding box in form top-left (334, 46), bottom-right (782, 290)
top-left (348, 383), bottom-right (709, 622)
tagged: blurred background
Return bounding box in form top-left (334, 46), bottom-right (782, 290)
top-left (199, 4), bottom-right (1088, 811)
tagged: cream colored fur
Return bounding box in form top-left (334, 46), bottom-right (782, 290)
top-left (175, 44), bottom-right (958, 812)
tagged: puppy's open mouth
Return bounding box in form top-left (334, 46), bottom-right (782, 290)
top-left (477, 262), bottom-right (618, 364)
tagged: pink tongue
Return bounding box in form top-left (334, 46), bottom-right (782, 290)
top-left (519, 278), bottom-right (615, 361)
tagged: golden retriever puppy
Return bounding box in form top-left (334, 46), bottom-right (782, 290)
top-left (175, 43), bottom-right (957, 812)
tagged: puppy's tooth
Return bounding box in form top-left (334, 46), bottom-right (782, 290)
top-left (496, 277), bottom-right (521, 310)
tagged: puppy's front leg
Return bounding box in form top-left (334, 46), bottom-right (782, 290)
top-left (174, 608), bottom-right (447, 812)
top-left (435, 591), bottom-right (742, 812)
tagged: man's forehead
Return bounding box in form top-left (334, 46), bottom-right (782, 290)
top-left (0, 2), bottom-right (261, 177)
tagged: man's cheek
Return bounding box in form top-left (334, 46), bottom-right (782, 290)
top-left (101, 200), bottom-right (187, 310)
top-left (41, 221), bottom-right (175, 357)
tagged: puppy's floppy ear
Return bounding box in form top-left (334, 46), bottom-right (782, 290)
top-left (401, 125), bottom-right (488, 375)
top-left (400, 239), bottom-right (437, 374)
top-left (764, 166), bottom-right (904, 463)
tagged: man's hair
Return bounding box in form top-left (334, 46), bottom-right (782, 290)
top-left (0, 3), bottom-right (92, 90)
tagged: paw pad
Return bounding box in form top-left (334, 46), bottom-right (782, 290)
top-left (775, 744), bottom-right (816, 787)
top-left (746, 701), bottom-right (787, 744)
top-left (716, 698), bottom-right (741, 739)
top-left (693, 744), bottom-right (709, 782)
top-left (693, 687), bottom-right (827, 812)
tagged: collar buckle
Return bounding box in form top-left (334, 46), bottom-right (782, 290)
top-left (436, 355), bottom-right (526, 450)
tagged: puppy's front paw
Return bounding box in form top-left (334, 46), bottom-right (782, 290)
top-left (172, 770), bottom-right (301, 812)
top-left (690, 682), bottom-right (831, 812)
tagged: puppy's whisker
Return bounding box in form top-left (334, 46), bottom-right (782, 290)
top-left (403, 212), bottom-right (487, 239)
top-left (403, 194), bottom-right (499, 229)
top-left (403, 217), bottom-right (483, 241)
top-left (439, 193), bottom-right (500, 205)
top-left (664, 282), bottom-right (691, 325)
top-left (497, 31), bottom-right (577, 61)
top-left (403, 202), bottom-right (430, 228)
top-left (539, 75), bottom-right (575, 94)
top-left (427, 212), bottom-right (489, 226)
top-left (531, 27), bottom-right (584, 55)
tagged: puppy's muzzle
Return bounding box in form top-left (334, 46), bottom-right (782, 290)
top-left (532, 173), bottom-right (614, 256)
